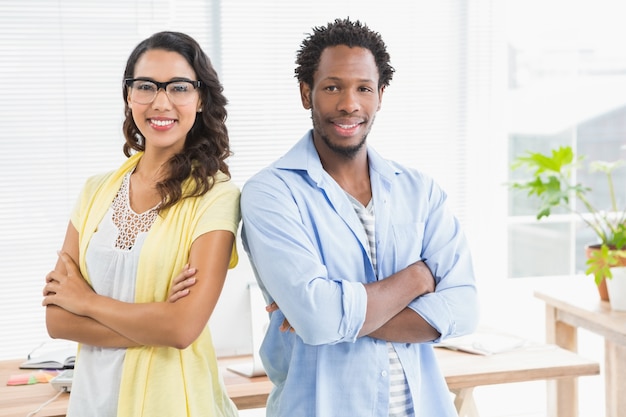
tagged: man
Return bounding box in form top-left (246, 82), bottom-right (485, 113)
top-left (241, 18), bottom-right (478, 417)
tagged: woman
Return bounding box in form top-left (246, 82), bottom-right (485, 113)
top-left (42, 31), bottom-right (240, 417)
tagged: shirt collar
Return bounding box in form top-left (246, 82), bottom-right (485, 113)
top-left (274, 129), bottom-right (402, 183)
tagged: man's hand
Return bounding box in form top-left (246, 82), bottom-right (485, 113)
top-left (409, 260), bottom-right (436, 295)
top-left (266, 302), bottom-right (295, 333)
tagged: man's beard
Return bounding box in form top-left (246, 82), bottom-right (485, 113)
top-left (311, 111), bottom-right (373, 160)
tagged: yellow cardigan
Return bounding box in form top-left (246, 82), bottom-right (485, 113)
top-left (71, 152), bottom-right (241, 417)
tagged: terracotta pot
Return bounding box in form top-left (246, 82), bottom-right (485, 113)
top-left (585, 244), bottom-right (614, 302)
top-left (597, 274), bottom-right (610, 302)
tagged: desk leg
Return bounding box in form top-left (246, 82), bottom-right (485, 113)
top-left (544, 304), bottom-right (579, 417)
top-left (452, 388), bottom-right (480, 417)
top-left (605, 340), bottom-right (626, 417)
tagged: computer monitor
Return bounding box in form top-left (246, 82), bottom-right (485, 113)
top-left (226, 282), bottom-right (268, 377)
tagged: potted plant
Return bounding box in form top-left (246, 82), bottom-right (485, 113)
top-left (509, 145), bottom-right (626, 301)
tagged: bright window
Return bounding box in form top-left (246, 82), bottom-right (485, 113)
top-left (506, 0), bottom-right (626, 277)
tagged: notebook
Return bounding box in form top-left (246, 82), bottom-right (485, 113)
top-left (227, 282), bottom-right (268, 377)
top-left (20, 342), bottom-right (77, 370)
top-left (435, 327), bottom-right (528, 355)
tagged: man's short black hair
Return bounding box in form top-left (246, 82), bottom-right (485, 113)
top-left (295, 17), bottom-right (395, 89)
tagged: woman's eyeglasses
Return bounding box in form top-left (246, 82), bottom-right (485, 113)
top-left (124, 78), bottom-right (202, 105)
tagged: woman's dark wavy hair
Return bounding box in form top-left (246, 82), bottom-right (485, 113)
top-left (295, 18), bottom-right (395, 89)
top-left (122, 31), bottom-right (231, 211)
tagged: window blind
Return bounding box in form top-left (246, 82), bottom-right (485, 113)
top-left (0, 0), bottom-right (499, 360)
top-left (0, 0), bottom-right (217, 360)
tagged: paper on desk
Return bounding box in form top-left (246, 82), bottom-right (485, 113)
top-left (435, 330), bottom-right (528, 355)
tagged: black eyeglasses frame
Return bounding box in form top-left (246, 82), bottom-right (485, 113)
top-left (124, 78), bottom-right (203, 91)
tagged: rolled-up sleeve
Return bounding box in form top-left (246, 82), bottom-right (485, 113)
top-left (241, 173), bottom-right (368, 345)
top-left (403, 177), bottom-right (479, 342)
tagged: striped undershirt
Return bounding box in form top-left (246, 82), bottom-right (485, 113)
top-left (347, 193), bottom-right (415, 417)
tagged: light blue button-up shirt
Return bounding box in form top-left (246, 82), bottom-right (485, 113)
top-left (241, 131), bottom-right (479, 417)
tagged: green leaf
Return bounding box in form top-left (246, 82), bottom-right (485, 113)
top-left (509, 144), bottom-right (626, 272)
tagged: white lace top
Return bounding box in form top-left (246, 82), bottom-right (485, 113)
top-left (67, 171), bottom-right (159, 417)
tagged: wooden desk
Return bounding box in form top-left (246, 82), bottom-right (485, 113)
top-left (535, 285), bottom-right (626, 417)
top-left (0, 357), bottom-right (270, 417)
top-left (1, 342), bottom-right (598, 417)
top-left (218, 356), bottom-right (272, 410)
top-left (221, 345), bottom-right (599, 417)
top-left (436, 342), bottom-right (599, 417)
top-left (0, 361), bottom-right (68, 417)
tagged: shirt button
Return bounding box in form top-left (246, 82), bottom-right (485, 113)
top-left (381, 370), bottom-right (388, 377)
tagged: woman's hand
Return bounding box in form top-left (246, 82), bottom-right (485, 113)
top-left (42, 251), bottom-right (95, 315)
top-left (168, 264), bottom-right (197, 302)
